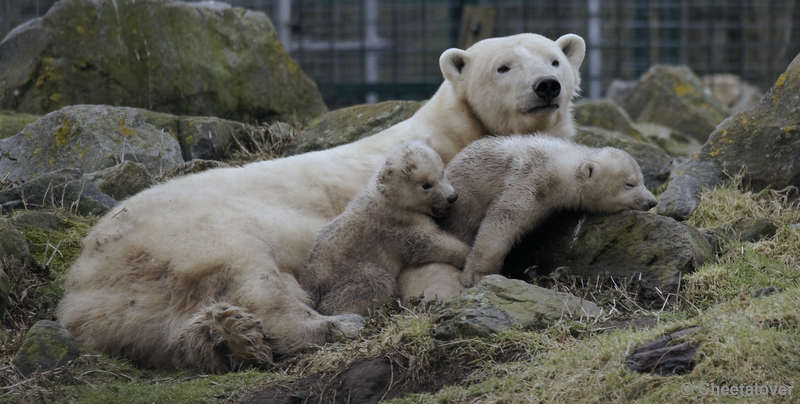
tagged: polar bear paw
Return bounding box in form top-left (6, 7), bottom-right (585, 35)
top-left (326, 313), bottom-right (365, 341)
top-left (175, 303), bottom-right (273, 373)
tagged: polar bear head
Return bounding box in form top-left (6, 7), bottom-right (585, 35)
top-left (377, 139), bottom-right (458, 218)
top-left (439, 33), bottom-right (585, 137)
top-left (578, 148), bottom-right (657, 213)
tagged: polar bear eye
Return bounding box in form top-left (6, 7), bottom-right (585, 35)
top-left (625, 183), bottom-right (635, 188)
top-left (497, 65), bottom-right (510, 73)
top-left (552, 60), bottom-right (560, 67)
top-left (422, 183), bottom-right (433, 190)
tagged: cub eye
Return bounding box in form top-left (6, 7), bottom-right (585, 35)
top-left (497, 65), bottom-right (510, 73)
top-left (552, 60), bottom-right (560, 67)
top-left (625, 183), bottom-right (635, 188)
top-left (422, 183), bottom-right (432, 190)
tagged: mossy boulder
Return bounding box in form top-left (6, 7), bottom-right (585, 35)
top-left (504, 211), bottom-right (716, 301)
top-left (575, 127), bottom-right (672, 189)
top-left (160, 159), bottom-right (231, 180)
top-left (85, 161), bottom-right (156, 201)
top-left (0, 110), bottom-right (39, 140)
top-left (290, 101), bottom-right (425, 154)
top-left (0, 0), bottom-right (326, 123)
top-left (0, 168), bottom-right (117, 216)
top-left (432, 275), bottom-right (602, 340)
top-left (658, 53), bottom-right (800, 220)
top-left (574, 100), bottom-right (647, 142)
top-left (634, 122), bottom-right (703, 157)
top-left (619, 65), bottom-right (731, 142)
top-left (0, 105), bottom-right (183, 181)
top-left (0, 217), bottom-right (31, 264)
top-left (10, 211), bottom-right (60, 231)
top-left (12, 320), bottom-right (81, 377)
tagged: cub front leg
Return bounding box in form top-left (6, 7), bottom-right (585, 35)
top-left (407, 229), bottom-right (471, 269)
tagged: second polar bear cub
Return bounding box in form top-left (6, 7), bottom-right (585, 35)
top-left (298, 139), bottom-right (471, 316)
top-left (442, 135), bottom-right (658, 288)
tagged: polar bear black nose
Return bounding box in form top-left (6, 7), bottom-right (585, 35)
top-left (649, 199), bottom-right (658, 209)
top-left (447, 193), bottom-right (458, 204)
top-left (534, 77), bottom-right (561, 102)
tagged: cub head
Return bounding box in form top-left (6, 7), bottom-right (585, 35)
top-left (377, 139), bottom-right (458, 217)
top-left (577, 148), bottom-right (657, 213)
top-left (439, 33), bottom-right (585, 136)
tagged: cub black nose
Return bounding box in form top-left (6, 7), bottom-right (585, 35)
top-left (534, 78), bottom-right (561, 102)
top-left (649, 200), bottom-right (658, 209)
top-left (447, 193), bottom-right (458, 204)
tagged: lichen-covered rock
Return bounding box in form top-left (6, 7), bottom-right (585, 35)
top-left (504, 211), bottom-right (716, 301)
top-left (432, 275), bottom-right (602, 340)
top-left (703, 73), bottom-right (763, 113)
top-left (0, 110), bottom-right (39, 140)
top-left (85, 161), bottom-right (156, 201)
top-left (635, 122), bottom-right (703, 157)
top-left (0, 168), bottom-right (117, 216)
top-left (658, 53), bottom-right (800, 220)
top-left (0, 268), bottom-right (9, 316)
top-left (138, 110), bottom-right (263, 161)
top-left (10, 211), bottom-right (60, 231)
top-left (0, 0), bottom-right (326, 123)
top-left (290, 101), bottom-right (425, 154)
top-left (0, 105), bottom-right (183, 181)
top-left (575, 127), bottom-right (672, 189)
top-left (626, 327), bottom-right (700, 376)
top-left (619, 65), bottom-right (731, 142)
top-left (573, 100), bottom-right (647, 142)
top-left (12, 320), bottom-right (81, 377)
top-left (719, 218), bottom-right (780, 243)
top-left (0, 217), bottom-right (30, 264)
top-left (160, 159), bottom-right (231, 180)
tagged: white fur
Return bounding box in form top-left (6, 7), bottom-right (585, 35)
top-left (56, 33), bottom-right (586, 372)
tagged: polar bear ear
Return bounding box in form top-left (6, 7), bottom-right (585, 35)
top-left (439, 48), bottom-right (470, 83)
top-left (555, 34), bottom-right (586, 70)
top-left (580, 160), bottom-right (596, 179)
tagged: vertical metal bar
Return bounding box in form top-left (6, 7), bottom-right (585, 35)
top-left (421, 0), bottom-right (427, 80)
top-left (277, 0), bottom-right (292, 49)
top-left (365, 0), bottom-right (379, 104)
top-left (588, 0), bottom-right (602, 99)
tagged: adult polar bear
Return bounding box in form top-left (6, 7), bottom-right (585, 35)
top-left (57, 33), bottom-right (586, 373)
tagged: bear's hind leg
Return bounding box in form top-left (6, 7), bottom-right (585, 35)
top-left (317, 267), bottom-right (397, 316)
top-left (173, 302), bottom-right (273, 373)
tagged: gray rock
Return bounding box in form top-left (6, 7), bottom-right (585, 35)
top-left (626, 327), bottom-right (700, 376)
top-left (634, 123), bottom-right (703, 157)
top-left (620, 65), bottom-right (731, 143)
top-left (432, 275), bottom-right (602, 340)
top-left (504, 211), bottom-right (716, 301)
top-left (575, 127), bottom-right (673, 189)
top-left (752, 286), bottom-right (782, 298)
top-left (138, 111), bottom-right (264, 161)
top-left (0, 217), bottom-right (31, 264)
top-left (573, 100), bottom-right (647, 142)
top-left (10, 211), bottom-right (60, 231)
top-left (160, 159), bottom-right (231, 180)
top-left (720, 218), bottom-right (780, 243)
top-left (0, 105), bottom-right (183, 182)
top-left (0, 168), bottom-right (117, 216)
top-left (656, 175), bottom-right (703, 221)
top-left (291, 101), bottom-right (425, 154)
top-left (85, 161), bottom-right (156, 201)
top-left (657, 53), bottom-right (800, 220)
top-left (12, 320), bottom-right (81, 377)
top-left (605, 79), bottom-right (638, 106)
top-left (0, 0), bottom-right (326, 123)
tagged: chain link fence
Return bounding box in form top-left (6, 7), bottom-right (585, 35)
top-left (3, 0), bottom-right (799, 109)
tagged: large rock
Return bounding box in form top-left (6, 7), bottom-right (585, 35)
top-left (0, 168), bottom-right (117, 216)
top-left (618, 65), bottom-right (731, 143)
top-left (575, 127), bottom-right (673, 189)
top-left (138, 110), bottom-right (263, 161)
top-left (0, 105), bottom-right (183, 181)
top-left (634, 123), bottom-right (703, 158)
top-left (0, 217), bottom-right (31, 264)
top-left (290, 101), bottom-right (425, 154)
top-left (503, 211), bottom-right (716, 300)
top-left (12, 320), bottom-right (81, 377)
top-left (0, 0), bottom-right (326, 123)
top-left (85, 161), bottom-right (156, 201)
top-left (0, 110), bottom-right (39, 140)
top-left (432, 275), bottom-right (602, 340)
top-left (573, 100), bottom-right (647, 142)
top-left (658, 53), bottom-right (800, 220)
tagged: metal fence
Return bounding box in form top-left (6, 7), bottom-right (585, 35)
top-left (3, 0), bottom-right (799, 110)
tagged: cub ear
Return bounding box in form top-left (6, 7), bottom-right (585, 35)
top-left (555, 34), bottom-right (586, 71)
top-left (439, 48), bottom-right (470, 84)
top-left (580, 160), bottom-right (595, 179)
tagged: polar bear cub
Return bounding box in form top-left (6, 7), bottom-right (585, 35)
top-left (439, 135), bottom-right (657, 287)
top-left (298, 140), bottom-right (471, 316)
